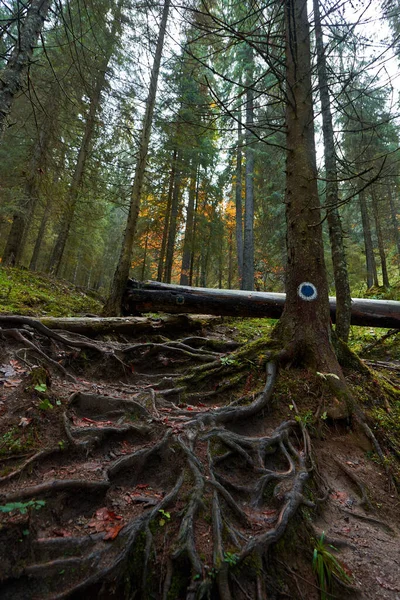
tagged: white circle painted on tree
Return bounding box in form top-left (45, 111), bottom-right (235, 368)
top-left (297, 282), bottom-right (318, 301)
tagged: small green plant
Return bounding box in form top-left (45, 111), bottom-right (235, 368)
top-left (158, 509), bottom-right (171, 526)
top-left (312, 532), bottom-right (352, 600)
top-left (58, 440), bottom-right (65, 450)
top-left (220, 356), bottom-right (239, 366)
top-left (223, 551), bottom-right (239, 566)
top-left (0, 499), bottom-right (46, 515)
top-left (34, 383), bottom-right (47, 393)
top-left (38, 398), bottom-right (53, 411)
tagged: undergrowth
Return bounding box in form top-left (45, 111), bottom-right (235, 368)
top-left (0, 267), bottom-right (102, 316)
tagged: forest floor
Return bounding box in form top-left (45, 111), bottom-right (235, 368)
top-left (0, 270), bottom-right (399, 599)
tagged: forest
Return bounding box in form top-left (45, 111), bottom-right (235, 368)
top-left (0, 0), bottom-right (400, 598)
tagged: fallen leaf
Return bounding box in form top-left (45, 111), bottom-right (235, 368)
top-left (104, 524), bottom-right (124, 540)
top-left (4, 379), bottom-right (22, 387)
top-left (136, 484), bottom-right (149, 490)
top-left (18, 417), bottom-right (32, 428)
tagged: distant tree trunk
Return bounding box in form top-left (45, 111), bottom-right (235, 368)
top-left (359, 189), bottom-right (378, 288)
top-left (29, 195), bottom-right (52, 271)
top-left (228, 228), bottom-right (233, 289)
top-left (141, 223), bottom-right (150, 281)
top-left (314, 0), bottom-right (351, 342)
top-left (103, 0), bottom-right (170, 315)
top-left (387, 186), bottom-right (400, 275)
top-left (164, 168), bottom-right (182, 283)
top-left (0, 0), bottom-right (52, 138)
top-left (371, 190), bottom-right (389, 288)
top-left (48, 3), bottom-right (122, 276)
top-left (235, 115), bottom-right (243, 285)
top-left (278, 0), bottom-right (341, 375)
top-left (242, 48), bottom-right (255, 291)
top-left (157, 148), bottom-right (177, 281)
top-left (180, 161), bottom-right (198, 285)
top-left (2, 95), bottom-right (55, 267)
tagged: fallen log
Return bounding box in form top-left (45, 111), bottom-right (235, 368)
top-left (122, 280), bottom-right (400, 329)
top-left (1, 314), bottom-right (220, 338)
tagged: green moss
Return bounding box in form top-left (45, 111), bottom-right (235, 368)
top-left (0, 427), bottom-right (35, 457)
top-left (0, 267), bottom-right (102, 317)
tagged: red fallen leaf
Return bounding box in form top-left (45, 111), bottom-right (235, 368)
top-left (130, 365), bottom-right (135, 373)
top-left (187, 406), bottom-right (193, 411)
top-left (104, 524), bottom-right (124, 540)
top-left (197, 402), bottom-right (206, 407)
top-left (262, 509), bottom-right (277, 516)
top-left (136, 484), bottom-right (149, 489)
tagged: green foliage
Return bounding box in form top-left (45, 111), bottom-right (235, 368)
top-left (158, 509), bottom-right (171, 526)
top-left (223, 551), bottom-right (239, 566)
top-left (312, 532), bottom-right (352, 599)
top-left (0, 428), bottom-right (34, 456)
top-left (0, 499), bottom-right (46, 515)
top-left (220, 356), bottom-right (239, 366)
top-left (34, 383), bottom-right (47, 393)
top-left (38, 398), bottom-right (53, 411)
top-left (0, 267), bottom-right (102, 316)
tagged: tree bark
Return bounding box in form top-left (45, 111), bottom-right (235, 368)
top-left (157, 148), bottom-right (177, 281)
top-left (0, 0), bottom-right (52, 138)
top-left (235, 114), bottom-right (244, 285)
top-left (242, 47), bottom-right (255, 291)
top-left (313, 0), bottom-right (352, 342)
top-left (371, 190), bottom-right (390, 288)
top-left (103, 0), bottom-right (171, 315)
top-left (164, 166), bottom-right (182, 283)
top-left (278, 0), bottom-right (340, 372)
top-left (359, 189), bottom-right (378, 289)
top-left (180, 161), bottom-right (198, 285)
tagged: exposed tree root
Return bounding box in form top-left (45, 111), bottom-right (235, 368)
top-left (0, 320), bottom-right (398, 599)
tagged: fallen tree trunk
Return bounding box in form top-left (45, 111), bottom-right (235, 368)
top-left (122, 280), bottom-right (400, 329)
top-left (1, 314), bottom-right (220, 338)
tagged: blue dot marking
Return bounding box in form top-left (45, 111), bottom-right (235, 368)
top-left (298, 282), bottom-right (317, 301)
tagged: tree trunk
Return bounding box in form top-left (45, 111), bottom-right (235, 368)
top-left (313, 0), bottom-right (352, 342)
top-left (371, 190), bottom-right (390, 288)
top-left (279, 0), bottom-right (340, 373)
top-left (2, 112), bottom-right (53, 266)
top-left (48, 3), bottom-right (122, 276)
top-left (122, 281), bottom-right (400, 329)
top-left (242, 47), bottom-right (255, 291)
top-left (359, 189), bottom-right (378, 288)
top-left (29, 195), bottom-right (52, 271)
top-left (180, 161), bottom-right (198, 285)
top-left (387, 185), bottom-right (400, 276)
top-left (164, 167), bottom-right (182, 283)
top-left (235, 114), bottom-right (244, 285)
top-left (103, 0), bottom-right (171, 315)
top-left (157, 148), bottom-right (177, 281)
top-left (0, 0), bottom-right (52, 138)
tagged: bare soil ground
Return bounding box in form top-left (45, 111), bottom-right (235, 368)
top-left (0, 316), bottom-right (399, 599)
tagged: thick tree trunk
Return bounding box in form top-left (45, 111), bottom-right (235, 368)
top-left (103, 0), bottom-right (171, 315)
top-left (157, 148), bottom-right (177, 281)
top-left (313, 0), bottom-right (352, 342)
top-left (0, 0), bottom-right (52, 138)
top-left (180, 161), bottom-right (198, 285)
top-left (122, 281), bottom-right (400, 329)
top-left (235, 115), bottom-right (244, 285)
top-left (359, 189), bottom-right (378, 288)
top-left (279, 0), bottom-right (340, 372)
top-left (372, 190), bottom-right (390, 288)
top-left (242, 48), bottom-right (255, 291)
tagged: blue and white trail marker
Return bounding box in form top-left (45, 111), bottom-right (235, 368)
top-left (297, 282), bottom-right (318, 301)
